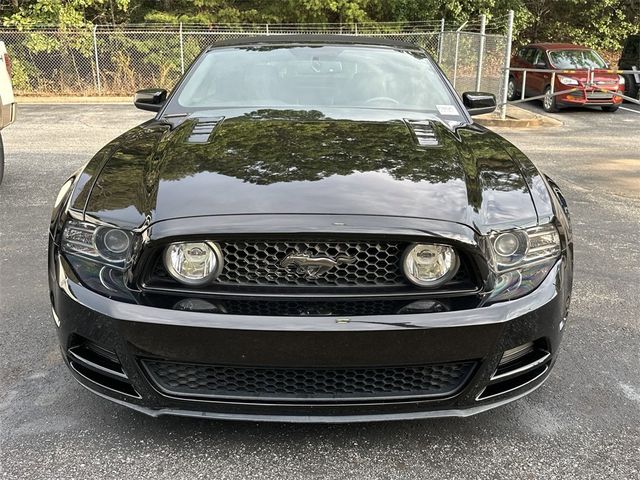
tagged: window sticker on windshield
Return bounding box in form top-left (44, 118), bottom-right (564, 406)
top-left (436, 105), bottom-right (458, 116)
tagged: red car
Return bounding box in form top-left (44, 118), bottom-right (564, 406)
top-left (508, 43), bottom-right (624, 113)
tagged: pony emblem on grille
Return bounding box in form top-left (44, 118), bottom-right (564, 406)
top-left (280, 252), bottom-right (356, 279)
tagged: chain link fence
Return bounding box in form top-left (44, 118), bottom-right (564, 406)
top-left (439, 31), bottom-right (508, 97)
top-left (0, 17), bottom-right (510, 98)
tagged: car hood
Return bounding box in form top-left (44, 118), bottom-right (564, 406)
top-left (557, 70), bottom-right (621, 85)
top-left (79, 109), bottom-right (540, 232)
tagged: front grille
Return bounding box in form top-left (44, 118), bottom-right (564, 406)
top-left (148, 239), bottom-right (475, 293)
top-left (586, 91), bottom-right (614, 100)
top-left (218, 240), bottom-right (406, 287)
top-left (194, 299), bottom-right (411, 316)
top-left (142, 360), bottom-right (476, 402)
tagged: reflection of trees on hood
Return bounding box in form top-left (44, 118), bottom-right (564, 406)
top-left (160, 110), bottom-right (464, 185)
top-left (85, 125), bottom-right (167, 218)
top-left (85, 110), bottom-right (530, 217)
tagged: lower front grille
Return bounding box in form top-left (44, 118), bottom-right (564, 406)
top-left (586, 91), bottom-right (614, 100)
top-left (142, 360), bottom-right (476, 402)
top-left (174, 298), bottom-right (416, 316)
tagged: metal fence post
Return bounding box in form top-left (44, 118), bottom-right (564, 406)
top-left (92, 24), bottom-right (101, 94)
top-left (179, 22), bottom-right (185, 74)
top-left (452, 32), bottom-right (460, 88)
top-left (266, 23), bottom-right (270, 35)
top-left (500, 10), bottom-right (514, 119)
top-left (437, 18), bottom-right (445, 64)
top-left (475, 14), bottom-right (486, 91)
top-left (452, 21), bottom-right (467, 89)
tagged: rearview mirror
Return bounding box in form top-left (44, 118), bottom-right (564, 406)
top-left (462, 92), bottom-right (496, 116)
top-left (134, 88), bottom-right (167, 112)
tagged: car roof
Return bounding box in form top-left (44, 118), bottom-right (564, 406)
top-left (525, 43), bottom-right (591, 51)
top-left (206, 35), bottom-right (422, 51)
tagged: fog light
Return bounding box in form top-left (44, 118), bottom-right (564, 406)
top-left (402, 243), bottom-right (459, 287)
top-left (164, 242), bottom-right (223, 286)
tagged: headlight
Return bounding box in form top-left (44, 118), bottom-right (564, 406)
top-left (60, 219), bottom-right (134, 301)
top-left (402, 243), bottom-right (459, 287)
top-left (61, 220), bottom-right (132, 265)
top-left (558, 75), bottom-right (579, 86)
top-left (618, 75), bottom-right (625, 85)
top-left (487, 223), bottom-right (561, 302)
top-left (164, 242), bottom-right (223, 286)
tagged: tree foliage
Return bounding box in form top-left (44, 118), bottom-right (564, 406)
top-left (2, 0), bottom-right (639, 52)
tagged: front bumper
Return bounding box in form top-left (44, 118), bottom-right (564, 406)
top-left (50, 249), bottom-right (568, 423)
top-left (556, 87), bottom-right (623, 106)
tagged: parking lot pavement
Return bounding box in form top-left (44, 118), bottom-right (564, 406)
top-left (1, 104), bottom-right (639, 479)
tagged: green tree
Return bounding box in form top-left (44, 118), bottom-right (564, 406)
top-left (3, 0), bottom-right (640, 51)
top-left (4, 0), bottom-right (130, 27)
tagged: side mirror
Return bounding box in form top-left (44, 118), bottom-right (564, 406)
top-left (534, 61), bottom-right (547, 69)
top-left (462, 92), bottom-right (496, 116)
top-left (134, 88), bottom-right (167, 112)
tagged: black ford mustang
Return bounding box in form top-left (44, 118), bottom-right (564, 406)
top-left (49, 36), bottom-right (573, 422)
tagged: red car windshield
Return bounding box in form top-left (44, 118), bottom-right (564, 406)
top-left (548, 49), bottom-right (607, 69)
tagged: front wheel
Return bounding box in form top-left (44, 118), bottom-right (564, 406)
top-left (624, 74), bottom-right (638, 100)
top-left (542, 86), bottom-right (559, 113)
top-left (506, 76), bottom-right (519, 101)
top-left (0, 133), bottom-right (4, 186)
top-left (601, 105), bottom-right (619, 112)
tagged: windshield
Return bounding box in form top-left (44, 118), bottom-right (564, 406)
top-left (168, 45), bottom-right (465, 121)
top-left (548, 49), bottom-right (607, 69)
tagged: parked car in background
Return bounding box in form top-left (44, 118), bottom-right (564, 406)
top-left (618, 34), bottom-right (640, 100)
top-left (508, 43), bottom-right (624, 113)
top-left (0, 40), bottom-right (16, 185)
top-left (49, 36), bottom-right (573, 422)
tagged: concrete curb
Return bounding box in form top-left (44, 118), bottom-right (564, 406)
top-left (16, 96), bottom-right (130, 104)
top-left (475, 105), bottom-right (562, 128)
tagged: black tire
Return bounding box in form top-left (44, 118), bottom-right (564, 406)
top-left (601, 105), bottom-right (620, 112)
top-left (506, 76), bottom-right (519, 101)
top-left (0, 133), bottom-right (4, 186)
top-left (542, 86), bottom-right (559, 113)
top-left (624, 74), bottom-right (638, 101)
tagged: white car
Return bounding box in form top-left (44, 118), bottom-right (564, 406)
top-left (0, 40), bottom-right (16, 185)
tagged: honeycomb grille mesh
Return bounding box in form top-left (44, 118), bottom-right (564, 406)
top-left (214, 299), bottom-right (408, 316)
top-left (215, 240), bottom-right (407, 287)
top-left (143, 360), bottom-right (475, 401)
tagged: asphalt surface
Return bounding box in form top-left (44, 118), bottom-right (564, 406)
top-left (1, 103), bottom-right (639, 479)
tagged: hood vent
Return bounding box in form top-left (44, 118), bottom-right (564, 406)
top-left (405, 120), bottom-right (439, 147)
top-left (188, 116), bottom-right (224, 143)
